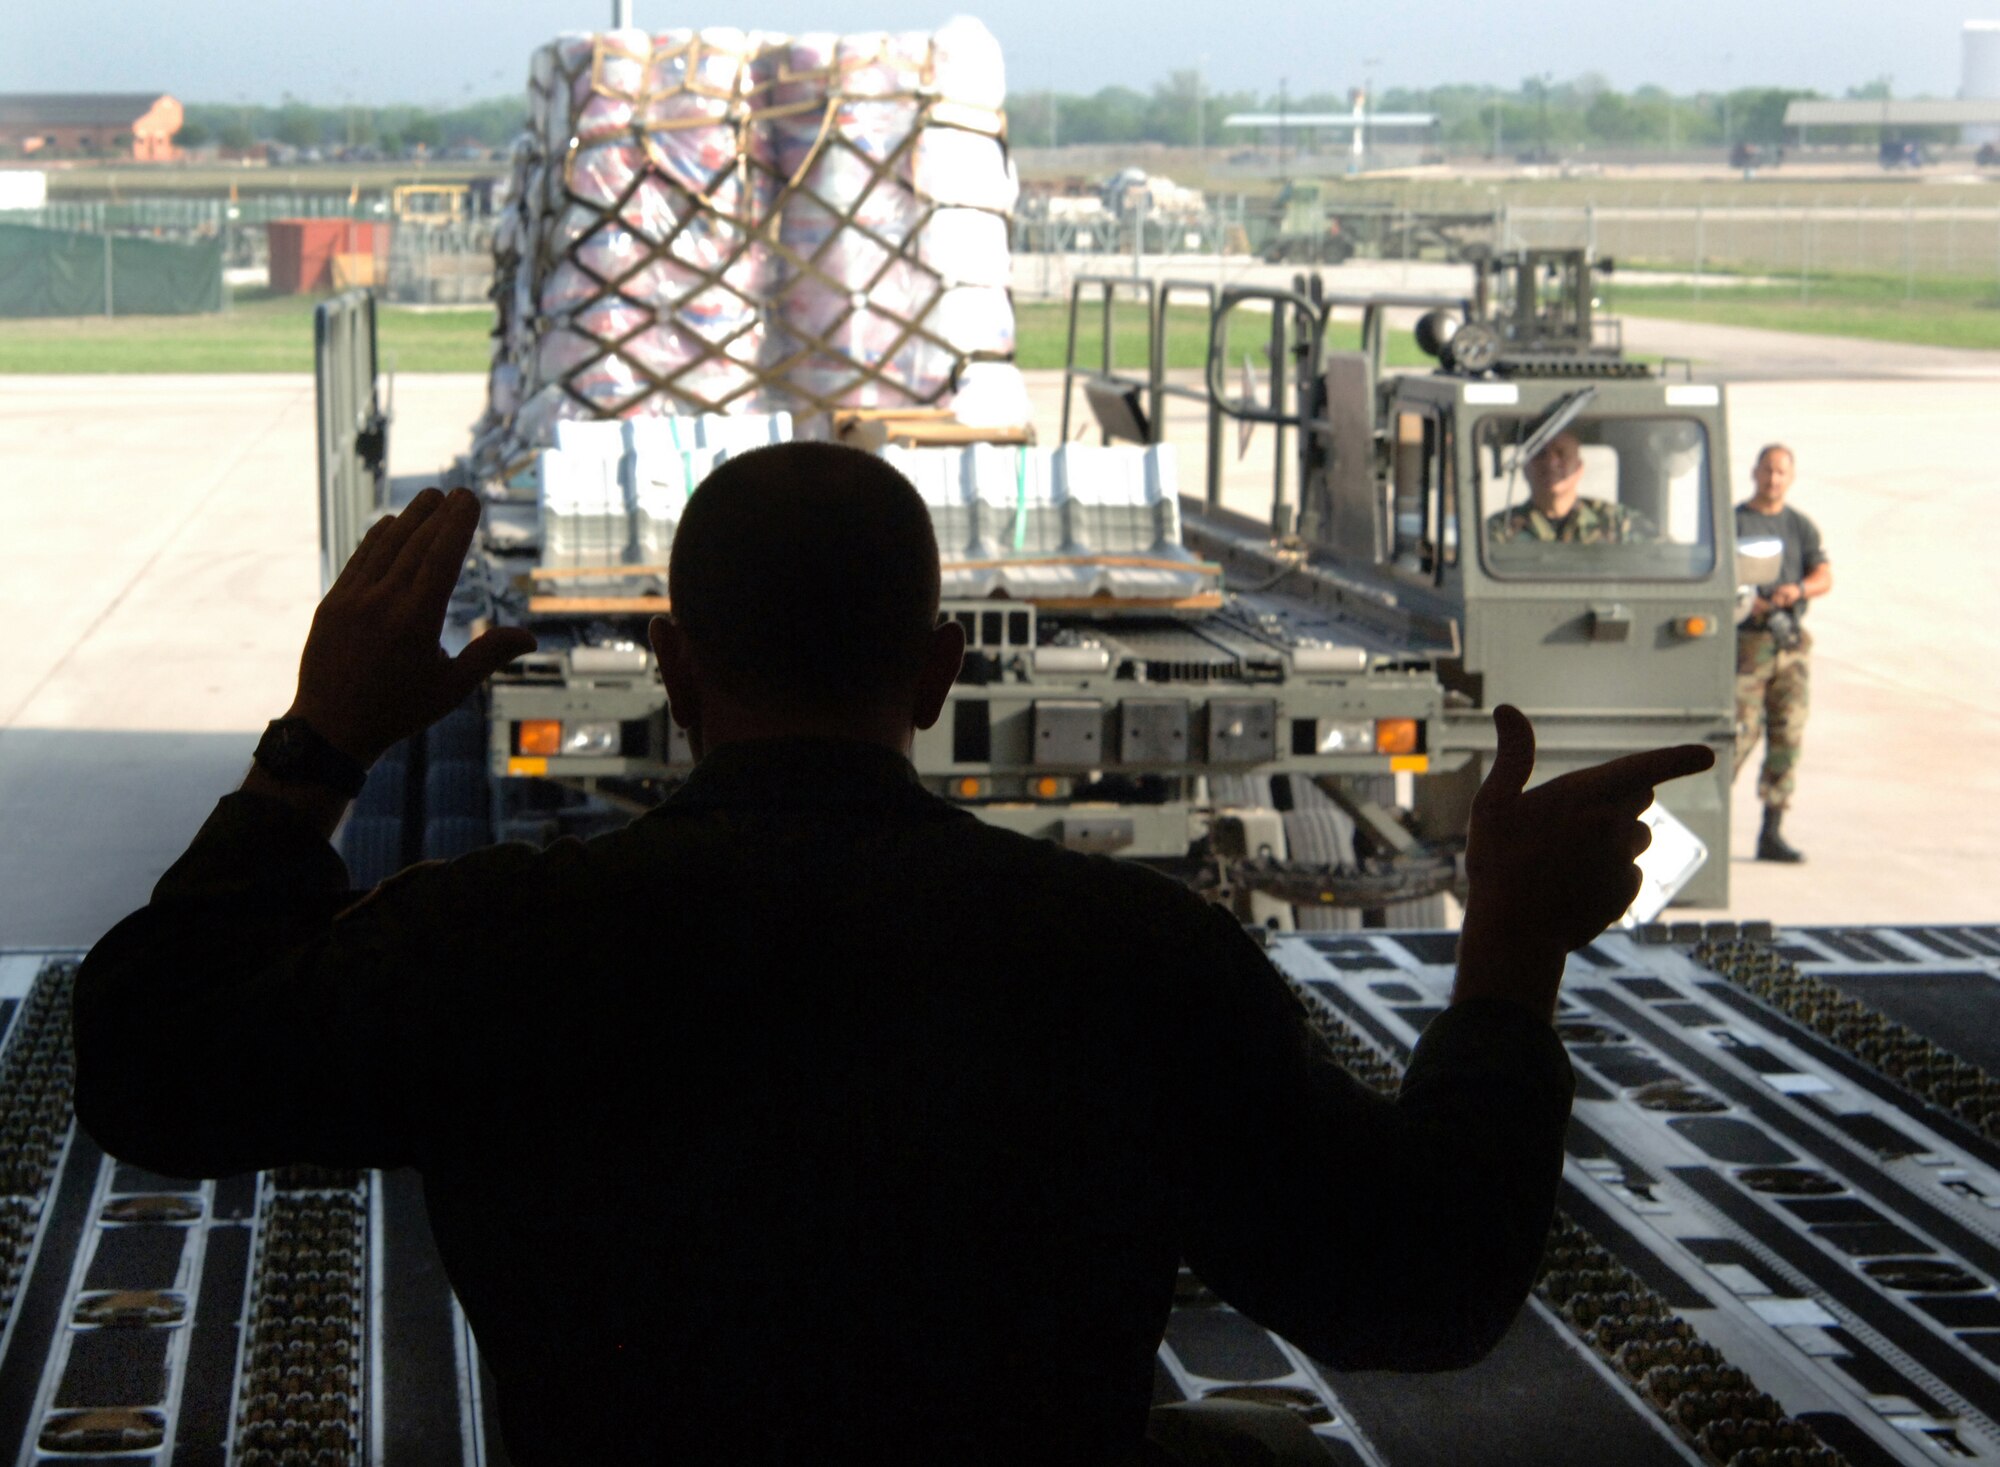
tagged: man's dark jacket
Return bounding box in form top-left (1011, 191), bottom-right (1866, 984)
top-left (74, 738), bottom-right (1573, 1465)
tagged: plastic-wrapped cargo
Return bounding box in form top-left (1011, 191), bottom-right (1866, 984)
top-left (627, 410), bottom-right (793, 456)
top-left (537, 444), bottom-right (630, 572)
top-left (532, 412), bottom-right (797, 578)
top-left (470, 18), bottom-right (1026, 477)
top-left (759, 19), bottom-right (1017, 414)
top-left (882, 444), bottom-right (1217, 604)
top-left (632, 443), bottom-right (731, 565)
top-left (1053, 443), bottom-right (1185, 557)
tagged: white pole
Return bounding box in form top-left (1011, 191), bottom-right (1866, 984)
top-left (1694, 201), bottom-right (1705, 299)
top-left (1195, 59), bottom-right (1205, 158)
top-left (612, 0), bottom-right (634, 26)
top-left (1905, 198), bottom-right (1915, 301)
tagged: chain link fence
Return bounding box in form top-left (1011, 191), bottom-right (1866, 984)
top-left (385, 220), bottom-right (496, 305)
top-left (8, 195), bottom-right (387, 271)
top-left (1501, 202), bottom-right (2000, 287)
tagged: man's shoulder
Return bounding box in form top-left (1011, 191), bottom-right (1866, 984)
top-left (953, 812), bottom-right (1208, 899)
top-left (1484, 503), bottom-right (1536, 540)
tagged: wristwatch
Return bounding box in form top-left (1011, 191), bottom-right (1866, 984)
top-left (254, 718), bottom-right (370, 798)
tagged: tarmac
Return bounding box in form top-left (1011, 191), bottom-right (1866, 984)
top-left (3, 318), bottom-right (1997, 949)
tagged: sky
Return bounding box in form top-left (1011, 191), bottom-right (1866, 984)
top-left (0, 0), bottom-right (1993, 106)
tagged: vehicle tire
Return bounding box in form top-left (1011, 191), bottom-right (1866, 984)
top-left (426, 703), bottom-right (486, 764)
top-left (1208, 774), bottom-right (1275, 809)
top-left (1281, 807), bottom-right (1356, 869)
top-left (340, 816), bottom-right (405, 889)
top-left (1282, 807), bottom-right (1364, 932)
top-left (424, 757), bottom-right (489, 821)
top-left (1378, 892), bottom-right (1450, 928)
top-left (422, 816), bottom-right (491, 862)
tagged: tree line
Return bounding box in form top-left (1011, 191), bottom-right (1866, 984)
top-left (175, 97), bottom-right (523, 156)
top-left (172, 74), bottom-right (1934, 157)
top-left (1006, 74), bottom-right (1921, 152)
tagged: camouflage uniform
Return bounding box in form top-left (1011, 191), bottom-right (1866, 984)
top-left (1484, 498), bottom-right (1658, 544)
top-left (1734, 501), bottom-right (1826, 815)
top-left (1735, 625), bottom-right (1811, 809)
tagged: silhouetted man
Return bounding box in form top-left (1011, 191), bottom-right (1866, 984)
top-left (75, 444), bottom-right (1712, 1465)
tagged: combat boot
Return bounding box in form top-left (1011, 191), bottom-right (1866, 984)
top-left (1757, 806), bottom-right (1804, 863)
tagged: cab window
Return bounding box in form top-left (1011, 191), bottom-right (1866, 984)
top-left (1476, 414), bottom-right (1714, 581)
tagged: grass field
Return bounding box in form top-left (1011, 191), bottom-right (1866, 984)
top-left (1602, 272), bottom-right (2000, 352)
top-left (0, 290), bottom-right (494, 373)
top-left (39, 160), bottom-right (506, 200)
top-left (5, 274), bottom-right (1993, 374)
top-left (0, 293), bottom-right (1427, 374)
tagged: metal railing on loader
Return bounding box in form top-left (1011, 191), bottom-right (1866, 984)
top-left (1058, 272), bottom-right (1467, 538)
top-left (314, 290), bottom-right (391, 591)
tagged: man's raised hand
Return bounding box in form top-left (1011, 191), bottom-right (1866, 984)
top-left (287, 488), bottom-right (537, 768)
top-left (1454, 705), bottom-right (1716, 1020)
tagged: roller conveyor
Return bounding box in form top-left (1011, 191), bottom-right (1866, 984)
top-left (2, 927), bottom-right (1998, 1465)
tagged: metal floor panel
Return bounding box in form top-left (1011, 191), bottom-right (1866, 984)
top-left (9, 931), bottom-right (2000, 1464)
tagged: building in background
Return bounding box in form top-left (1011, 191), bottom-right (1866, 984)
top-left (0, 94), bottom-right (183, 162)
top-left (1965, 21), bottom-right (2000, 146)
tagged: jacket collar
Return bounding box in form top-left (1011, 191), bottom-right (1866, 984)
top-left (662, 736), bottom-right (945, 814)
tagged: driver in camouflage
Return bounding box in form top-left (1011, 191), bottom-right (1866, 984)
top-left (1486, 431), bottom-right (1657, 544)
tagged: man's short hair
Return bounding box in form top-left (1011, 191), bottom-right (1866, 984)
top-left (1755, 443), bottom-right (1795, 469)
top-left (668, 441), bottom-right (941, 713)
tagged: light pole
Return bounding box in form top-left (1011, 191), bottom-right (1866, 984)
top-left (1720, 52), bottom-right (1734, 155)
top-left (1278, 76), bottom-right (1289, 182)
top-left (1195, 57), bottom-right (1206, 159)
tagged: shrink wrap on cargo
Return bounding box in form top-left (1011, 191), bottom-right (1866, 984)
top-left (470, 17), bottom-right (1023, 476)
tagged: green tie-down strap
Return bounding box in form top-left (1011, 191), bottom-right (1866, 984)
top-left (1013, 446), bottom-right (1028, 552)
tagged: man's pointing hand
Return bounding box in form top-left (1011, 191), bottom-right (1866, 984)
top-left (1454, 705), bottom-right (1716, 1021)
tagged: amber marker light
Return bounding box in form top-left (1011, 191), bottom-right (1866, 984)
top-left (1374, 718), bottom-right (1419, 755)
top-left (955, 776), bottom-right (985, 799)
top-left (1675, 614), bottom-right (1715, 638)
top-left (517, 719), bottom-right (562, 756)
top-left (1034, 776), bottom-right (1062, 798)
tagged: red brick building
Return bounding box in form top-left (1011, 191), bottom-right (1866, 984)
top-left (0, 94), bottom-right (183, 162)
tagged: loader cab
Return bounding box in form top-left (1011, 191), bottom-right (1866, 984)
top-left (1369, 371), bottom-right (1734, 694)
top-left (1332, 254), bottom-right (1739, 906)
top-left (1371, 371), bottom-right (1737, 904)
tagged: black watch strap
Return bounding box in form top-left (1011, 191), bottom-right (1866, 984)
top-left (254, 718), bottom-right (370, 798)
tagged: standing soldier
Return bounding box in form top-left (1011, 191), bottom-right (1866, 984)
top-left (1735, 444), bottom-right (1833, 862)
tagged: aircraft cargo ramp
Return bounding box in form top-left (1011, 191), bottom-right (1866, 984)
top-left (6, 925), bottom-right (2000, 1464)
